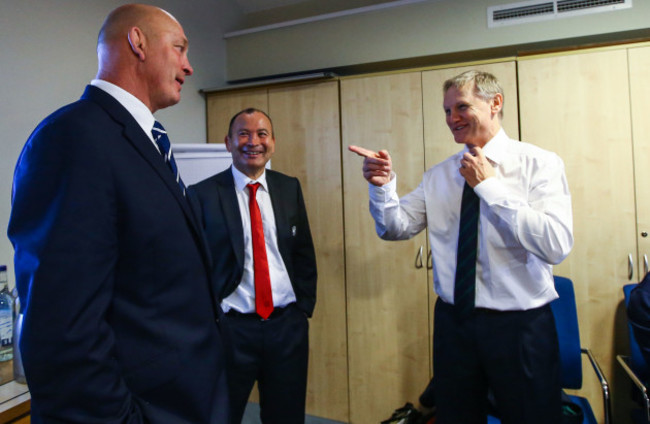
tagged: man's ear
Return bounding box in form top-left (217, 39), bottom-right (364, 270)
top-left (491, 93), bottom-right (504, 116)
top-left (127, 27), bottom-right (146, 61)
top-left (224, 135), bottom-right (232, 152)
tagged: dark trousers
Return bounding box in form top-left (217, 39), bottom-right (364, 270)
top-left (433, 298), bottom-right (561, 424)
top-left (224, 303), bottom-right (309, 424)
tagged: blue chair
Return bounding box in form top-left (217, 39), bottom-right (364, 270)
top-left (488, 276), bottom-right (612, 424)
top-left (617, 283), bottom-right (650, 423)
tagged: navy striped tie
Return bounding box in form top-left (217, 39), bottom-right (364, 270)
top-left (152, 121), bottom-right (186, 196)
top-left (454, 182), bottom-right (480, 318)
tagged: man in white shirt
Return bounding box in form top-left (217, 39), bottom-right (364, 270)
top-left (349, 70), bottom-right (573, 424)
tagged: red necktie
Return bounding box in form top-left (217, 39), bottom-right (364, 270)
top-left (247, 183), bottom-right (274, 319)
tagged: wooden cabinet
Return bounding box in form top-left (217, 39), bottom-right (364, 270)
top-left (629, 46), bottom-right (650, 279)
top-left (341, 72), bottom-right (430, 424)
top-left (267, 82), bottom-right (348, 421)
top-left (518, 47), bottom-right (643, 423)
top-left (204, 81), bottom-right (348, 421)
top-left (205, 89), bottom-right (268, 143)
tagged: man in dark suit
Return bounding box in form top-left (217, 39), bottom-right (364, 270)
top-left (628, 272), bottom-right (650, 367)
top-left (7, 4), bottom-right (228, 423)
top-left (190, 108), bottom-right (317, 424)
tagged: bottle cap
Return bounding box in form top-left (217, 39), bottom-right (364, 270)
top-left (0, 266), bottom-right (6, 272)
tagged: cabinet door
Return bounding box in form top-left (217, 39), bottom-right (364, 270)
top-left (518, 49), bottom-right (636, 423)
top-left (341, 72), bottom-right (430, 424)
top-left (206, 89), bottom-right (268, 143)
top-left (421, 61), bottom-right (519, 350)
top-left (629, 46), bottom-right (650, 278)
top-left (268, 81), bottom-right (348, 422)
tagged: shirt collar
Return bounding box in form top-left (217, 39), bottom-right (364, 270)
top-left (476, 127), bottom-right (508, 166)
top-left (231, 165), bottom-right (268, 193)
top-left (91, 79), bottom-right (156, 141)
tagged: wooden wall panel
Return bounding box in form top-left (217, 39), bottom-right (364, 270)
top-left (518, 49), bottom-right (637, 423)
top-left (341, 72), bottom-right (430, 424)
top-left (629, 46), bottom-right (650, 279)
top-left (268, 81), bottom-right (348, 421)
top-left (206, 89), bottom-right (268, 143)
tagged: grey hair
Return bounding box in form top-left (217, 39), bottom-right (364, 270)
top-left (443, 70), bottom-right (504, 118)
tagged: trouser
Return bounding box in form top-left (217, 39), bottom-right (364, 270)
top-left (433, 298), bottom-right (562, 424)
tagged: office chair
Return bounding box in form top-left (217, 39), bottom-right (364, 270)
top-left (617, 283), bottom-right (650, 423)
top-left (488, 276), bottom-right (612, 424)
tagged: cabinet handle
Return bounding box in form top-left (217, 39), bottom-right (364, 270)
top-left (641, 231), bottom-right (648, 238)
top-left (415, 246), bottom-right (423, 269)
top-left (644, 254), bottom-right (648, 277)
top-left (427, 249), bottom-right (433, 270)
top-left (629, 253), bottom-right (634, 281)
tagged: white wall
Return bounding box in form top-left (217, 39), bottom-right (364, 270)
top-left (224, 0), bottom-right (650, 81)
top-left (0, 0), bottom-right (234, 287)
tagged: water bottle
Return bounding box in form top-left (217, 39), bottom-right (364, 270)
top-left (0, 266), bottom-right (13, 361)
top-left (12, 287), bottom-right (25, 383)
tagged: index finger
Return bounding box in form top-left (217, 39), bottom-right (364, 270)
top-left (348, 145), bottom-right (379, 159)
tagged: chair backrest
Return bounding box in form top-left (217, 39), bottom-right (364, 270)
top-left (623, 283), bottom-right (650, 379)
top-left (550, 275), bottom-right (583, 389)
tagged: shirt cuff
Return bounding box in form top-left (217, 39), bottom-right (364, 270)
top-left (368, 172), bottom-right (396, 203)
top-left (473, 176), bottom-right (505, 205)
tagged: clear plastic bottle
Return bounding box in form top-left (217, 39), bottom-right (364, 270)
top-left (0, 265), bottom-right (14, 361)
top-left (12, 287), bottom-right (25, 383)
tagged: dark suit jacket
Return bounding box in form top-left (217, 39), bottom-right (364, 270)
top-left (628, 271), bottom-right (650, 369)
top-left (189, 168), bottom-right (317, 317)
top-left (7, 86), bottom-right (229, 424)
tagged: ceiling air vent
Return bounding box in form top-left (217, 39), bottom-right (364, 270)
top-left (488, 0), bottom-right (632, 27)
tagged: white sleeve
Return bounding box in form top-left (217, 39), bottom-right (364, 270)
top-left (475, 153), bottom-right (573, 265)
top-left (368, 173), bottom-right (428, 240)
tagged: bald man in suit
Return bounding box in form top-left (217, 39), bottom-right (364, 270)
top-left (8, 5), bottom-right (228, 423)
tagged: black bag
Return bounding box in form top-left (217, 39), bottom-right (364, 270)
top-left (488, 390), bottom-right (583, 424)
top-left (380, 403), bottom-right (426, 424)
top-left (561, 391), bottom-right (584, 424)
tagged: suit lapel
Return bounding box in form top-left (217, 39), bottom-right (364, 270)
top-left (266, 172), bottom-right (291, 263)
top-left (215, 170), bottom-right (246, 270)
top-left (82, 86), bottom-right (205, 255)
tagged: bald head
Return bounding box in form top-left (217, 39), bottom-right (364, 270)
top-left (95, 4), bottom-right (193, 113)
top-left (98, 4), bottom-right (174, 49)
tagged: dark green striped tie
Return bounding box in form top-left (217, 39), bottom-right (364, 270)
top-left (454, 182), bottom-right (480, 318)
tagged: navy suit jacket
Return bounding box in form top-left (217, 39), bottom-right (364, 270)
top-left (8, 86), bottom-right (229, 423)
top-left (628, 272), bottom-right (650, 369)
top-left (189, 168), bottom-right (317, 317)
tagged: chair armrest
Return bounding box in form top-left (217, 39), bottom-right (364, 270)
top-left (582, 348), bottom-right (612, 424)
top-left (617, 354), bottom-right (650, 422)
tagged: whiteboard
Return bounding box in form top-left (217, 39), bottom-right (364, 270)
top-left (174, 143), bottom-right (232, 186)
top-left (174, 143), bottom-right (271, 187)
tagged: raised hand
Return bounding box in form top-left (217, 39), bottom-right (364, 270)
top-left (348, 145), bottom-right (393, 187)
top-left (459, 146), bottom-right (495, 187)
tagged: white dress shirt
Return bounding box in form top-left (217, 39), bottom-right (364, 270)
top-left (369, 129), bottom-right (573, 311)
top-left (221, 166), bottom-right (297, 314)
